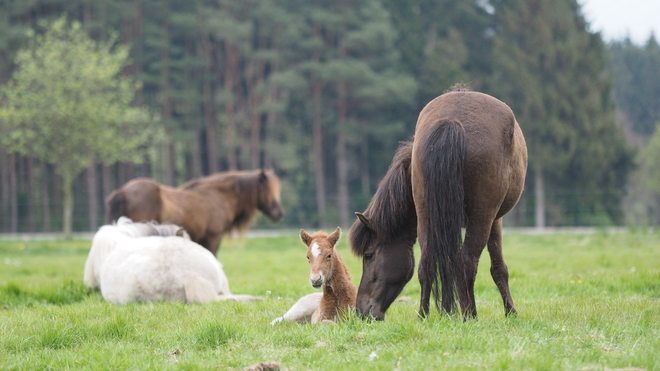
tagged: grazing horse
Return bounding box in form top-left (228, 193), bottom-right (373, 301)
top-left (271, 227), bottom-right (357, 325)
top-left (84, 217), bottom-right (262, 304)
top-left (349, 90), bottom-right (528, 320)
top-left (106, 169), bottom-right (284, 256)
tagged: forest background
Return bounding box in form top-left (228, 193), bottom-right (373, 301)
top-left (0, 0), bottom-right (659, 234)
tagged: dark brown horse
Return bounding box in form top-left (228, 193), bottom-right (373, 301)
top-left (106, 169), bottom-right (284, 256)
top-left (349, 90), bottom-right (527, 320)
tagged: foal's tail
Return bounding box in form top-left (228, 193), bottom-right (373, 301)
top-left (420, 118), bottom-right (466, 314)
top-left (106, 191), bottom-right (127, 224)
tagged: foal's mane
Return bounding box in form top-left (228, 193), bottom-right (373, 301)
top-left (349, 141), bottom-right (416, 256)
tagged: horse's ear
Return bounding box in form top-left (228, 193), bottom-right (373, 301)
top-left (176, 228), bottom-right (191, 240)
top-left (355, 212), bottom-right (374, 231)
top-left (328, 227), bottom-right (341, 248)
top-left (300, 229), bottom-right (313, 246)
top-left (259, 169), bottom-right (267, 183)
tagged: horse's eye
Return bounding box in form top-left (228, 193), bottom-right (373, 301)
top-left (364, 253), bottom-right (374, 261)
top-left (327, 254), bottom-right (332, 259)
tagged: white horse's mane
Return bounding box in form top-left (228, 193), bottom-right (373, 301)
top-left (114, 216), bottom-right (190, 239)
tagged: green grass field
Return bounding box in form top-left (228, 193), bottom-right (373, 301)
top-left (1, 231), bottom-right (659, 370)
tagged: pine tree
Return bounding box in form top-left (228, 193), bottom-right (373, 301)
top-left (489, 0), bottom-right (633, 226)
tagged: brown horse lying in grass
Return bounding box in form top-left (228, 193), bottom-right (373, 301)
top-left (106, 169), bottom-right (284, 256)
top-left (271, 227), bottom-right (357, 325)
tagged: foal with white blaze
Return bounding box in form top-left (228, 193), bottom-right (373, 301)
top-left (271, 227), bottom-right (357, 324)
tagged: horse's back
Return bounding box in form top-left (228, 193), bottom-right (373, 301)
top-left (415, 91), bottom-right (527, 214)
top-left (107, 177), bottom-right (165, 223)
top-left (418, 91), bottom-right (517, 153)
top-left (100, 236), bottom-right (228, 304)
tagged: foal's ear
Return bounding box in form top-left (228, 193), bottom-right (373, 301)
top-left (355, 212), bottom-right (374, 231)
top-left (300, 229), bottom-right (313, 246)
top-left (328, 227), bottom-right (341, 248)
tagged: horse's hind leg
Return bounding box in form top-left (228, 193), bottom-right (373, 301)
top-left (487, 218), bottom-right (517, 316)
top-left (459, 218), bottom-right (492, 319)
top-left (417, 250), bottom-right (432, 319)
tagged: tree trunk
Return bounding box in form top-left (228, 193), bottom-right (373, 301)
top-left (161, 18), bottom-right (175, 185)
top-left (312, 81), bottom-right (327, 228)
top-left (359, 124), bottom-right (370, 196)
top-left (9, 153), bottom-right (17, 233)
top-left (199, 33), bottom-right (218, 174)
top-left (41, 161), bottom-right (51, 232)
top-left (101, 165), bottom-right (113, 223)
top-left (222, 43), bottom-right (239, 171)
top-left (249, 36), bottom-right (267, 169)
top-left (61, 172), bottom-right (74, 237)
top-left (87, 163), bottom-right (98, 232)
top-left (203, 44), bottom-right (218, 174)
top-left (27, 157), bottom-right (36, 231)
top-left (336, 77), bottom-right (350, 229)
top-left (534, 165), bottom-right (546, 229)
top-left (0, 152), bottom-right (9, 232)
top-left (191, 131), bottom-right (203, 178)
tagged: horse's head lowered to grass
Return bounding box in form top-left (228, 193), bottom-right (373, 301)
top-left (349, 142), bottom-right (417, 321)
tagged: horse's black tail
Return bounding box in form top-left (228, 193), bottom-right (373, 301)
top-left (420, 118), bottom-right (466, 314)
top-left (106, 191), bottom-right (127, 224)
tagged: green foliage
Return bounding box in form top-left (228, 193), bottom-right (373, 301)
top-left (609, 36), bottom-right (660, 135)
top-left (1, 232), bottom-right (659, 369)
top-left (0, 16), bottom-right (157, 172)
top-left (0, 0), bottom-right (645, 230)
top-left (0, 16), bottom-right (160, 234)
top-left (639, 128), bottom-right (660, 191)
top-left (489, 0), bottom-right (633, 225)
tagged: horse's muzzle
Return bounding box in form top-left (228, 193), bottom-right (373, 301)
top-left (310, 278), bottom-right (323, 289)
top-left (267, 207), bottom-right (284, 222)
top-left (356, 303), bottom-right (385, 321)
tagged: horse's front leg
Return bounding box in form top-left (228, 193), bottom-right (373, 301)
top-left (487, 218), bottom-right (517, 316)
top-left (203, 233), bottom-right (222, 256)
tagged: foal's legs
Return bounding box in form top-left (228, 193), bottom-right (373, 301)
top-left (271, 292), bottom-right (322, 325)
top-left (487, 218), bottom-right (517, 316)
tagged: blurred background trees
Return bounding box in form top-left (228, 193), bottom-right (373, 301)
top-left (0, 0), bottom-right (657, 232)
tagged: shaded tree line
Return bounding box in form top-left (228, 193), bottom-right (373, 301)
top-left (0, 0), bottom-right (654, 233)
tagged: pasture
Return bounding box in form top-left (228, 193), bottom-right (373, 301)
top-left (1, 230), bottom-right (659, 370)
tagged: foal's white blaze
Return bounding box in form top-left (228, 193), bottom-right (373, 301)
top-left (311, 242), bottom-right (321, 258)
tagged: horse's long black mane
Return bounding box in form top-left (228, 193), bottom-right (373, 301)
top-left (349, 141), bottom-right (417, 256)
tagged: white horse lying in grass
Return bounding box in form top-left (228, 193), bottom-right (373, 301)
top-left (84, 217), bottom-right (261, 304)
